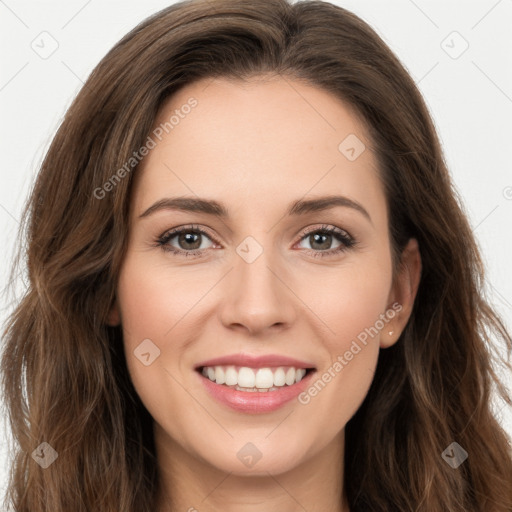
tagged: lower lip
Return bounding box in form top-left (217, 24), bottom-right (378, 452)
top-left (197, 370), bottom-right (316, 414)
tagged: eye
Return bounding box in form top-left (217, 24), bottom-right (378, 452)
top-left (155, 223), bottom-right (356, 259)
top-left (155, 224), bottom-right (217, 257)
top-left (295, 224), bottom-right (356, 258)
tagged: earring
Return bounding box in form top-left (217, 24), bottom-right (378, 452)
top-left (388, 330), bottom-right (394, 336)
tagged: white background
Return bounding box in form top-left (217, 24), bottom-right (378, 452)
top-left (1, 0), bottom-right (511, 501)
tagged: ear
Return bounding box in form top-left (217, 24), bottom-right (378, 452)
top-left (381, 238), bottom-right (422, 348)
top-left (106, 298), bottom-right (121, 326)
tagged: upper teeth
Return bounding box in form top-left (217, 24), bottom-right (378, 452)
top-left (201, 366), bottom-right (308, 388)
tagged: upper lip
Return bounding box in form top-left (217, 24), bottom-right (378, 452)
top-left (195, 353), bottom-right (316, 370)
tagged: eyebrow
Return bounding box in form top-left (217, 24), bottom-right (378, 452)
top-left (139, 195), bottom-right (372, 223)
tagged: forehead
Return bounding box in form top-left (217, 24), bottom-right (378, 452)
top-left (132, 75), bottom-right (386, 226)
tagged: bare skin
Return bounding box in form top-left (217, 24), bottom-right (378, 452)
top-left (108, 74), bottom-right (422, 512)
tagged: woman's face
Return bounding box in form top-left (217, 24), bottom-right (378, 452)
top-left (110, 75), bottom-right (420, 477)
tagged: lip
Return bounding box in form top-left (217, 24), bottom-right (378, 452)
top-left (197, 368), bottom-right (316, 414)
top-left (194, 353), bottom-right (316, 370)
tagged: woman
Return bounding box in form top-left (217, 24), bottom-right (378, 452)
top-left (2, 0), bottom-right (511, 510)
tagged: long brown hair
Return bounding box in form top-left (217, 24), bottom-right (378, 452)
top-left (2, 0), bottom-right (511, 510)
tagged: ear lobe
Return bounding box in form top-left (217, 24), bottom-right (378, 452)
top-left (381, 238), bottom-right (422, 348)
top-left (106, 299), bottom-right (121, 326)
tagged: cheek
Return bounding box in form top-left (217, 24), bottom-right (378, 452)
top-left (296, 255), bottom-right (392, 426)
top-left (302, 251), bottom-right (393, 353)
top-left (116, 254), bottom-right (203, 340)
top-left (326, 269), bottom-right (391, 344)
top-left (114, 255), bottom-right (201, 413)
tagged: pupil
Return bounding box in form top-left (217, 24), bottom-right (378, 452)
top-left (180, 232), bottom-right (201, 250)
top-left (311, 233), bottom-right (331, 250)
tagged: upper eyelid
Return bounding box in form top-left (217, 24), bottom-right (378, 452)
top-left (159, 224), bottom-right (354, 245)
top-left (161, 224), bottom-right (217, 242)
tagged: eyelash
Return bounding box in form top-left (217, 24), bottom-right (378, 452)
top-left (154, 224), bottom-right (357, 259)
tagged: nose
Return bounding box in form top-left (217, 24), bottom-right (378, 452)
top-left (218, 245), bottom-right (297, 336)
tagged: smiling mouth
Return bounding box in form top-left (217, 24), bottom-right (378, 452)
top-left (197, 365), bottom-right (316, 392)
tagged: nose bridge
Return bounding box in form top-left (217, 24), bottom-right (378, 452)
top-left (219, 233), bottom-right (296, 333)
